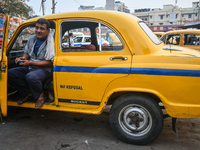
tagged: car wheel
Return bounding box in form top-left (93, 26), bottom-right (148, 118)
top-left (109, 93), bottom-right (163, 145)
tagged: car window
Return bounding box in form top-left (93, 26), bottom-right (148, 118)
top-left (61, 20), bottom-right (124, 52)
top-left (11, 27), bottom-right (35, 51)
top-left (74, 37), bottom-right (83, 43)
top-left (162, 34), bottom-right (181, 45)
top-left (96, 24), bottom-right (123, 51)
top-left (8, 22), bottom-right (55, 68)
top-left (85, 37), bottom-right (91, 42)
top-left (139, 22), bottom-right (162, 45)
top-left (184, 34), bottom-right (200, 45)
top-left (10, 24), bottom-right (55, 51)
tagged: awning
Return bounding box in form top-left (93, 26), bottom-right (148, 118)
top-left (181, 21), bottom-right (200, 29)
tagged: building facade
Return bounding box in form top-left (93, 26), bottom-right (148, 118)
top-left (132, 1), bottom-right (200, 31)
top-left (78, 0), bottom-right (130, 13)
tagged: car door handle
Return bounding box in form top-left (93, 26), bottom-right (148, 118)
top-left (110, 57), bottom-right (128, 61)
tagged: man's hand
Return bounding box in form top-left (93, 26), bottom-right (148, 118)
top-left (15, 57), bottom-right (26, 64)
top-left (19, 59), bottom-right (32, 66)
top-left (19, 57), bottom-right (26, 60)
top-left (15, 57), bottom-right (20, 64)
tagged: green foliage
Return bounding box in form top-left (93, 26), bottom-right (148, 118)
top-left (0, 0), bottom-right (34, 18)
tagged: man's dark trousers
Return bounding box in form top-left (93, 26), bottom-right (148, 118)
top-left (8, 67), bottom-right (51, 100)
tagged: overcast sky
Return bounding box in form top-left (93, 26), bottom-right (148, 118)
top-left (27, 0), bottom-right (198, 16)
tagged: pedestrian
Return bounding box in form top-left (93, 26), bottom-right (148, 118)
top-left (67, 33), bottom-right (74, 47)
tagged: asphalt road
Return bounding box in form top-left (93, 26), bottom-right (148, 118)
top-left (0, 106), bottom-right (200, 150)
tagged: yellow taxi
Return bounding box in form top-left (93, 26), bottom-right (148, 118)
top-left (160, 29), bottom-right (200, 50)
top-left (1, 11), bottom-right (200, 145)
top-left (101, 33), bottom-right (122, 46)
top-left (154, 32), bottom-right (165, 38)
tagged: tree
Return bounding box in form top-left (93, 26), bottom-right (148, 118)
top-left (0, 0), bottom-right (34, 18)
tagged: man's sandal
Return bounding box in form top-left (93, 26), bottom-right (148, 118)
top-left (17, 93), bottom-right (33, 105)
top-left (35, 93), bottom-right (46, 109)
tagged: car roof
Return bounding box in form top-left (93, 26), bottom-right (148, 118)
top-left (25, 11), bottom-right (141, 25)
top-left (163, 29), bottom-right (200, 35)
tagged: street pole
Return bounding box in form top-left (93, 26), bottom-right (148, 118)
top-left (198, 0), bottom-right (200, 20)
top-left (42, 0), bottom-right (45, 16)
top-left (52, 0), bottom-right (57, 14)
top-left (52, 0), bottom-right (55, 14)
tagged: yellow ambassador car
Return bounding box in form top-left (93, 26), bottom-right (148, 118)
top-left (160, 29), bottom-right (200, 50)
top-left (1, 11), bottom-right (200, 145)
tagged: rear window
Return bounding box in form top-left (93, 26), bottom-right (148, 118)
top-left (162, 34), bottom-right (181, 45)
top-left (139, 22), bottom-right (162, 45)
top-left (184, 34), bottom-right (200, 45)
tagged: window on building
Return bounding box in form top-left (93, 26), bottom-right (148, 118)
top-left (166, 14), bottom-right (169, 18)
top-left (182, 14), bottom-right (184, 17)
top-left (160, 15), bottom-right (164, 19)
top-left (150, 16), bottom-right (152, 19)
top-left (188, 14), bottom-right (192, 18)
top-left (145, 18), bottom-right (147, 21)
top-left (160, 27), bottom-right (163, 30)
top-left (176, 14), bottom-right (178, 18)
top-left (150, 23), bottom-right (153, 26)
top-left (83, 28), bottom-right (88, 31)
top-left (159, 23), bottom-right (163, 25)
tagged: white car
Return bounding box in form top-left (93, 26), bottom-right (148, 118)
top-left (62, 35), bottom-right (110, 47)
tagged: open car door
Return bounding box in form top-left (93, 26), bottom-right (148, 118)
top-left (0, 15), bottom-right (9, 117)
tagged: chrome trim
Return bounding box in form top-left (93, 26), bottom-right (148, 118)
top-left (9, 50), bottom-right (25, 53)
top-left (161, 55), bottom-right (200, 57)
top-left (98, 23), bottom-right (102, 51)
top-left (163, 47), bottom-right (183, 51)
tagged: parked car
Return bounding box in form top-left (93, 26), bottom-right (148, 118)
top-left (62, 32), bottom-right (84, 43)
top-left (2, 11), bottom-right (200, 145)
top-left (101, 33), bottom-right (122, 46)
top-left (62, 35), bottom-right (110, 47)
top-left (160, 29), bottom-right (200, 50)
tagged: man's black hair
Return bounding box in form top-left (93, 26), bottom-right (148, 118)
top-left (36, 18), bottom-right (50, 29)
top-left (69, 33), bottom-right (73, 37)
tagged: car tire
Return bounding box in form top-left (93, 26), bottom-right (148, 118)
top-left (109, 93), bottom-right (163, 145)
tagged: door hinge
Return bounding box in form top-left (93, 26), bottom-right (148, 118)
top-left (1, 64), bottom-right (6, 71)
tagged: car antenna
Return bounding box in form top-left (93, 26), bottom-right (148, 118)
top-left (170, 42), bottom-right (171, 53)
top-left (165, 35), bottom-right (172, 53)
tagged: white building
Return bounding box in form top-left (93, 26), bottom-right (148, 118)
top-left (106, 0), bottom-right (115, 10)
top-left (78, 0), bottom-right (130, 13)
top-left (115, 1), bottom-right (130, 13)
top-left (132, 1), bottom-right (200, 31)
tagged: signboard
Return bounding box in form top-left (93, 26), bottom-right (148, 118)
top-left (169, 12), bottom-right (176, 23)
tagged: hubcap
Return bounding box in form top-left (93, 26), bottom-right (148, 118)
top-left (118, 104), bottom-right (152, 137)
